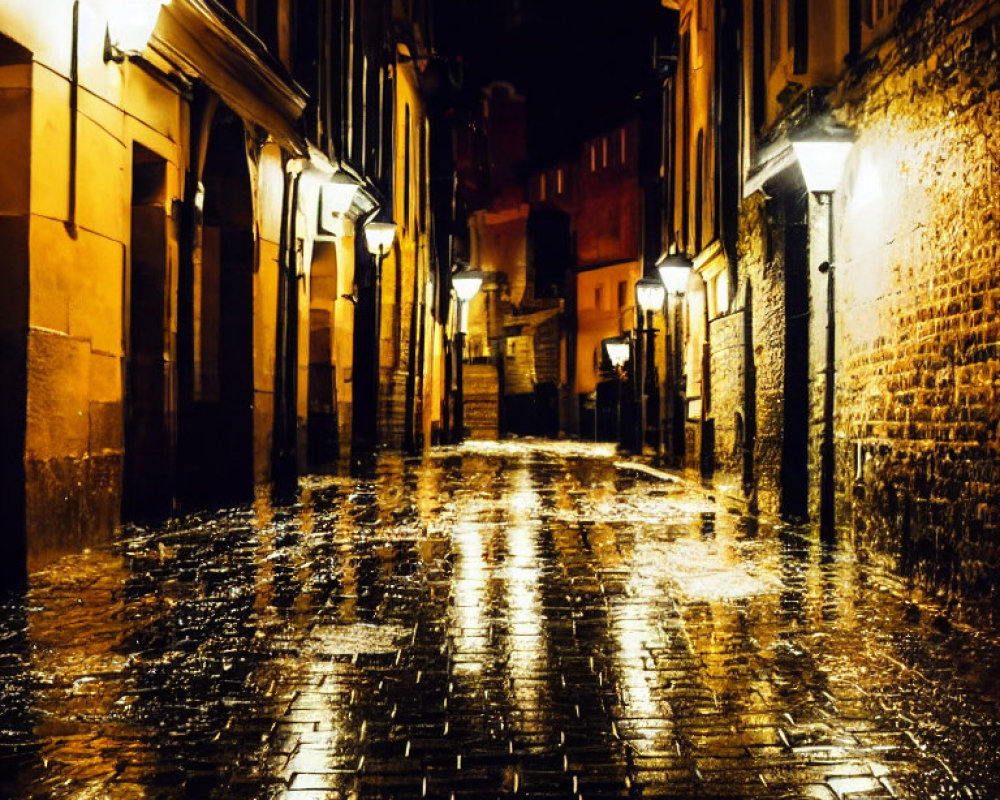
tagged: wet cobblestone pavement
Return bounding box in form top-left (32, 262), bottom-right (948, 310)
top-left (3, 440), bottom-right (1000, 800)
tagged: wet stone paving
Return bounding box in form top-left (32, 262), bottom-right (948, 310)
top-left (2, 441), bottom-right (1000, 800)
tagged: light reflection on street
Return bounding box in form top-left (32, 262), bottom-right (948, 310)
top-left (1, 439), bottom-right (999, 799)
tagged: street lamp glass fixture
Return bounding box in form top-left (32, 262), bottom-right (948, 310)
top-left (452, 268), bottom-right (484, 303)
top-left (106, 0), bottom-right (170, 58)
top-left (656, 252), bottom-right (694, 296)
top-left (635, 275), bottom-right (666, 315)
top-left (604, 339), bottom-right (630, 369)
top-left (320, 172), bottom-right (359, 216)
top-left (364, 221), bottom-right (397, 256)
top-left (790, 124), bottom-right (855, 195)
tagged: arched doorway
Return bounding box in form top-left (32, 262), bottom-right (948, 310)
top-left (179, 108), bottom-right (255, 507)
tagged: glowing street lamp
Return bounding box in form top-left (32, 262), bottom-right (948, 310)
top-left (451, 266), bottom-right (484, 444)
top-left (321, 172), bottom-right (360, 216)
top-left (603, 336), bottom-right (631, 447)
top-left (656, 252), bottom-right (694, 296)
top-left (364, 221), bottom-right (398, 258)
top-left (790, 124), bottom-right (854, 196)
top-left (635, 275), bottom-right (666, 316)
top-left (105, 0), bottom-right (170, 62)
top-left (790, 121), bottom-right (854, 541)
top-left (654, 252), bottom-right (693, 464)
top-left (604, 339), bottom-right (630, 371)
top-left (633, 276), bottom-right (665, 454)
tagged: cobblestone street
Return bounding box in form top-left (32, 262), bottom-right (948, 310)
top-left (2, 440), bottom-right (1000, 800)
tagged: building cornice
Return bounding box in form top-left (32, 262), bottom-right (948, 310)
top-left (151, 0), bottom-right (309, 154)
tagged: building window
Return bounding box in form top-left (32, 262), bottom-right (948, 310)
top-left (556, 168), bottom-right (564, 194)
top-left (595, 285), bottom-right (604, 310)
top-left (590, 144), bottom-right (597, 172)
top-left (602, 137), bottom-right (608, 167)
top-left (539, 173), bottom-right (547, 200)
top-left (617, 280), bottom-right (627, 309)
top-left (620, 130), bottom-right (627, 164)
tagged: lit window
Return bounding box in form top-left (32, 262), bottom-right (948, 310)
top-left (602, 137), bottom-right (608, 167)
top-left (556, 168), bottom-right (564, 194)
top-left (590, 144), bottom-right (596, 172)
top-left (620, 130), bottom-right (626, 164)
top-left (539, 173), bottom-right (546, 200)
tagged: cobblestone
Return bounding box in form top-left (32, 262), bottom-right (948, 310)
top-left (1, 440), bottom-right (1000, 799)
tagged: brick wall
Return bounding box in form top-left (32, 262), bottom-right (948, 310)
top-left (833, 0), bottom-right (1000, 614)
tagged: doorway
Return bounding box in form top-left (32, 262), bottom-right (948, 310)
top-left (124, 145), bottom-right (171, 521)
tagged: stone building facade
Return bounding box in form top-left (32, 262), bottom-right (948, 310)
top-left (0, 0), bottom-right (446, 584)
top-left (675, 0), bottom-right (1000, 612)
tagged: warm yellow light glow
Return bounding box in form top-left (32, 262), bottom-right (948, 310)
top-left (655, 252), bottom-right (693, 295)
top-left (635, 276), bottom-right (666, 314)
top-left (321, 173), bottom-right (359, 217)
top-left (452, 269), bottom-right (484, 303)
top-left (605, 340), bottom-right (630, 368)
top-left (107, 0), bottom-right (169, 56)
top-left (792, 140), bottom-right (854, 194)
top-left (363, 221), bottom-right (397, 255)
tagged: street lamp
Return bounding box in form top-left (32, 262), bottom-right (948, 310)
top-left (635, 275), bottom-right (666, 454)
top-left (604, 336), bottom-right (630, 445)
top-left (364, 221), bottom-right (398, 260)
top-left (105, 0), bottom-right (170, 62)
top-left (790, 122), bottom-right (854, 541)
top-left (451, 266), bottom-right (483, 443)
top-left (656, 252), bottom-right (694, 297)
top-left (355, 218), bottom-right (396, 453)
top-left (656, 253), bottom-right (693, 464)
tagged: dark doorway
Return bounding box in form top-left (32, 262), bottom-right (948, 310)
top-left (780, 191), bottom-right (810, 521)
top-left (179, 110), bottom-right (255, 508)
top-left (124, 145), bottom-right (172, 521)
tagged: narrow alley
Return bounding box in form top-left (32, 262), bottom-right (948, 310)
top-left (2, 441), bottom-right (998, 800)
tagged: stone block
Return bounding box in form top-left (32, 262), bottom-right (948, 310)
top-left (26, 328), bottom-right (90, 460)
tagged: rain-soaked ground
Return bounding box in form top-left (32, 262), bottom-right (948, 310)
top-left (2, 440), bottom-right (1000, 800)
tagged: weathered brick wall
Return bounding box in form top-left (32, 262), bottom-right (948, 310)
top-left (834, 0), bottom-right (1000, 613)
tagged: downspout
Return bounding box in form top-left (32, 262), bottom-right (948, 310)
top-left (65, 0), bottom-right (79, 237)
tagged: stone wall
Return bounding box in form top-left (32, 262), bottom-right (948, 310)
top-left (708, 310), bottom-right (744, 489)
top-left (833, 0), bottom-right (1000, 613)
top-left (736, 193), bottom-right (787, 519)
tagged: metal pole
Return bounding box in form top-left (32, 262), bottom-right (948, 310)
top-left (455, 299), bottom-right (465, 443)
top-left (820, 192), bottom-right (836, 542)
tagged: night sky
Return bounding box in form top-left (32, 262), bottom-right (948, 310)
top-left (433, 0), bottom-right (673, 162)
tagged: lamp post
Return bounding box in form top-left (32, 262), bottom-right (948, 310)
top-left (105, 0), bottom-right (170, 62)
top-left (790, 122), bottom-right (854, 542)
top-left (604, 337), bottom-right (631, 446)
top-left (358, 219), bottom-right (397, 451)
top-left (635, 275), bottom-right (667, 455)
top-left (451, 266), bottom-right (484, 443)
top-left (656, 253), bottom-right (693, 466)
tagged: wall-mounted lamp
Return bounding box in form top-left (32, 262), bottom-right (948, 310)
top-left (790, 120), bottom-right (855, 541)
top-left (317, 172), bottom-right (359, 238)
top-left (790, 123), bottom-right (854, 196)
top-left (363, 221), bottom-right (398, 258)
top-left (105, 0), bottom-right (170, 62)
top-left (655, 252), bottom-right (694, 296)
